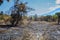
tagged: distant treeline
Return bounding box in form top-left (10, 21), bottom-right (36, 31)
top-left (29, 13), bottom-right (60, 22)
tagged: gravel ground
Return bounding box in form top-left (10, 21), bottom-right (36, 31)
top-left (0, 21), bottom-right (60, 40)
top-left (25, 21), bottom-right (60, 40)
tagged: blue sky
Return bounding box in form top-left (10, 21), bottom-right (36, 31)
top-left (0, 0), bottom-right (60, 16)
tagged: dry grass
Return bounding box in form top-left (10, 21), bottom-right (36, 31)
top-left (49, 22), bottom-right (57, 26)
top-left (19, 19), bottom-right (31, 27)
top-left (0, 15), bottom-right (11, 24)
top-left (22, 29), bottom-right (37, 40)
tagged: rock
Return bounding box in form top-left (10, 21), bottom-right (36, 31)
top-left (0, 28), bottom-right (7, 33)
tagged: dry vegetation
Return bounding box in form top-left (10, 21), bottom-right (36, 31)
top-left (0, 15), bottom-right (11, 25)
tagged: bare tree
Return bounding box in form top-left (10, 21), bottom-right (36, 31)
top-left (0, 0), bottom-right (35, 26)
top-left (10, 0), bottom-right (35, 26)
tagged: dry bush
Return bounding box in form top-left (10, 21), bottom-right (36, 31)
top-left (18, 19), bottom-right (30, 27)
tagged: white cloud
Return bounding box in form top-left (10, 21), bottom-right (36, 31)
top-left (28, 0), bottom-right (60, 16)
top-left (28, 6), bottom-right (60, 16)
top-left (49, 5), bottom-right (60, 12)
top-left (28, 8), bottom-right (49, 15)
top-left (28, 5), bottom-right (60, 16)
top-left (56, 0), bottom-right (60, 4)
top-left (39, 5), bottom-right (60, 15)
